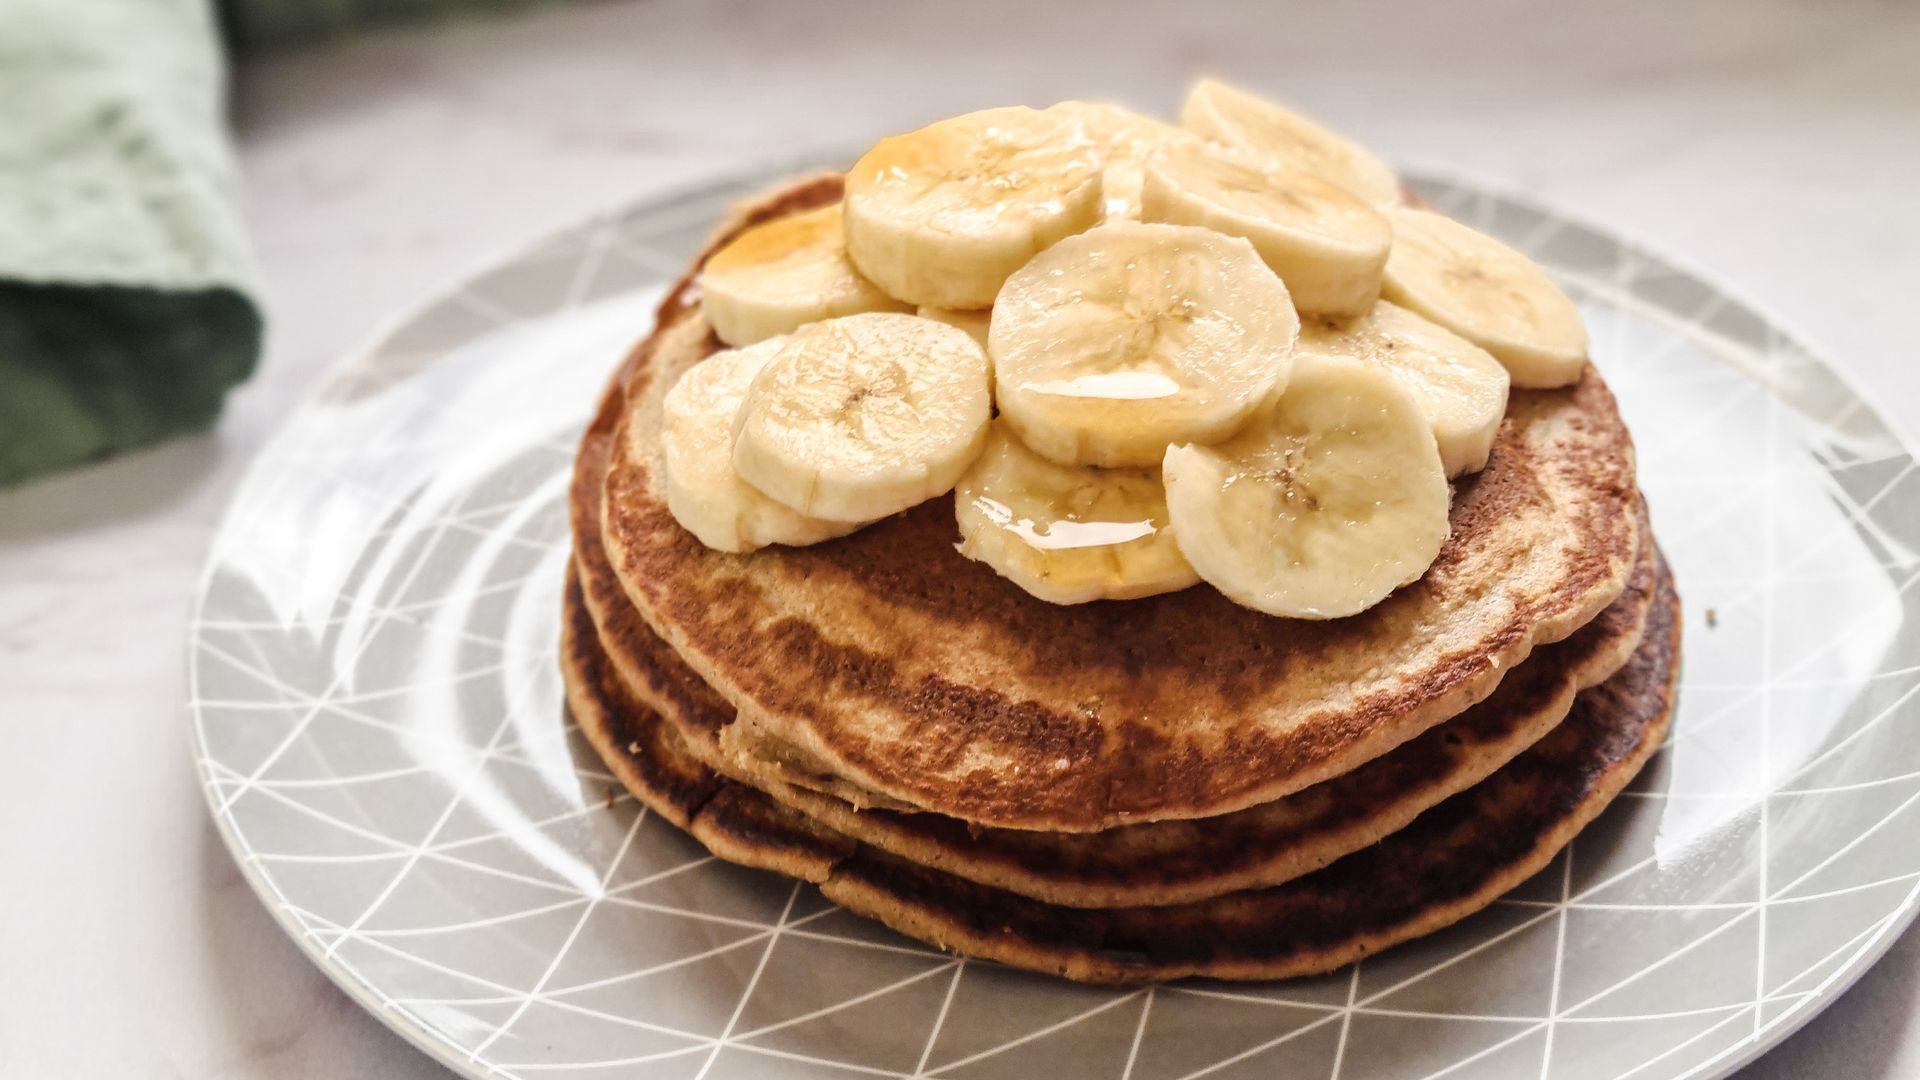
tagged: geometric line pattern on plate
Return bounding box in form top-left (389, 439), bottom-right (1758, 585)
top-left (189, 165), bottom-right (1920, 1080)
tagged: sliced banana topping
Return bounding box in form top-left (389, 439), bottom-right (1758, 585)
top-left (665, 89), bottom-right (1599, 624)
top-left (1100, 162), bottom-right (1148, 223)
top-left (1052, 100), bottom-right (1201, 221)
top-left (1055, 100), bottom-right (1195, 164)
top-left (700, 202), bottom-right (911, 347)
top-left (1180, 78), bottom-right (1402, 211)
top-left (1141, 143), bottom-right (1390, 317)
top-left (1163, 353), bottom-right (1450, 619)
top-left (843, 106), bottom-right (1104, 309)
top-left (955, 422), bottom-right (1198, 605)
top-left (1299, 301), bottom-right (1510, 477)
top-left (991, 221), bottom-right (1299, 469)
top-left (732, 312), bottom-right (992, 523)
top-left (916, 305), bottom-right (992, 349)
top-left (1381, 207), bottom-right (1589, 389)
top-left (660, 338), bottom-right (865, 553)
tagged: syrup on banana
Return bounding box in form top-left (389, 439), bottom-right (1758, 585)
top-left (991, 221), bottom-right (1299, 469)
top-left (843, 106), bottom-right (1104, 309)
top-left (700, 202), bottom-right (910, 347)
top-left (955, 422), bottom-right (1198, 604)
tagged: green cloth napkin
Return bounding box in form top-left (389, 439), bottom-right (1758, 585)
top-left (0, 0), bottom-right (260, 486)
top-left (0, 0), bottom-right (563, 486)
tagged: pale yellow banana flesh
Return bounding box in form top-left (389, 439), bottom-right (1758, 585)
top-left (842, 106), bottom-right (1104, 309)
top-left (1381, 207), bottom-right (1589, 389)
top-left (700, 202), bottom-right (911, 347)
top-left (1055, 100), bottom-right (1198, 164)
top-left (955, 423), bottom-right (1198, 604)
top-left (732, 312), bottom-right (992, 523)
top-left (916, 305), bottom-right (992, 349)
top-left (660, 339), bottom-right (865, 552)
top-left (1100, 162), bottom-right (1147, 221)
top-left (1163, 353), bottom-right (1450, 619)
top-left (1298, 301), bottom-right (1510, 477)
top-left (991, 221), bottom-right (1300, 469)
top-left (1051, 100), bottom-right (1202, 220)
top-left (1179, 78), bottom-right (1403, 210)
top-left (1141, 145), bottom-right (1390, 317)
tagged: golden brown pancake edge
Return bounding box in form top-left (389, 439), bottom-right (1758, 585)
top-left (560, 554), bottom-right (1680, 983)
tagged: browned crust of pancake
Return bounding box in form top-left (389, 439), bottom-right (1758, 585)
top-left (569, 331), bottom-right (1661, 906)
top-left (560, 554), bottom-right (1680, 983)
top-left (602, 535), bottom-right (1650, 907)
top-left (596, 174), bottom-right (1643, 832)
top-left (827, 569), bottom-right (1679, 983)
top-left (563, 571), bottom-right (853, 881)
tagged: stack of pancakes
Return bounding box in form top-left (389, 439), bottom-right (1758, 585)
top-left (562, 176), bottom-right (1681, 985)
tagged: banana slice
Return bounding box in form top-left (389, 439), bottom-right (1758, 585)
top-left (842, 106), bottom-right (1104, 309)
top-left (1052, 100), bottom-right (1200, 220)
top-left (1381, 207), bottom-right (1589, 388)
top-left (1180, 78), bottom-right (1401, 210)
top-left (700, 202), bottom-right (911, 347)
top-left (1100, 162), bottom-right (1148, 222)
top-left (955, 422), bottom-right (1198, 604)
top-left (1163, 353), bottom-right (1450, 619)
top-left (1299, 302), bottom-right (1510, 477)
top-left (660, 338), bottom-right (864, 552)
top-left (1055, 100), bottom-right (1194, 163)
top-left (732, 312), bottom-right (992, 523)
top-left (916, 305), bottom-right (991, 349)
top-left (1141, 143), bottom-right (1390, 317)
top-left (991, 221), bottom-right (1299, 469)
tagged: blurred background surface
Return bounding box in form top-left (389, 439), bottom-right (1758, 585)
top-left (1, 1), bottom-right (1916, 1076)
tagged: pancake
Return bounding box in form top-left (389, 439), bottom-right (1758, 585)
top-left (569, 341), bottom-right (1661, 906)
top-left (561, 577), bottom-right (853, 879)
top-left (562, 555), bottom-right (1681, 983)
top-left (599, 175), bottom-right (1643, 832)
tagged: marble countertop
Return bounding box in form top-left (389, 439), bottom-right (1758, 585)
top-left (2, 0), bottom-right (1917, 1075)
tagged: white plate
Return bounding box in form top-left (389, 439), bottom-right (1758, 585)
top-left (190, 164), bottom-right (1920, 1080)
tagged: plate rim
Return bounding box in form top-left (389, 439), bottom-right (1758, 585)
top-left (186, 157), bottom-right (1920, 1080)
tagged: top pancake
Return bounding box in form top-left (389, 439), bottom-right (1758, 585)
top-left (601, 176), bottom-right (1642, 832)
